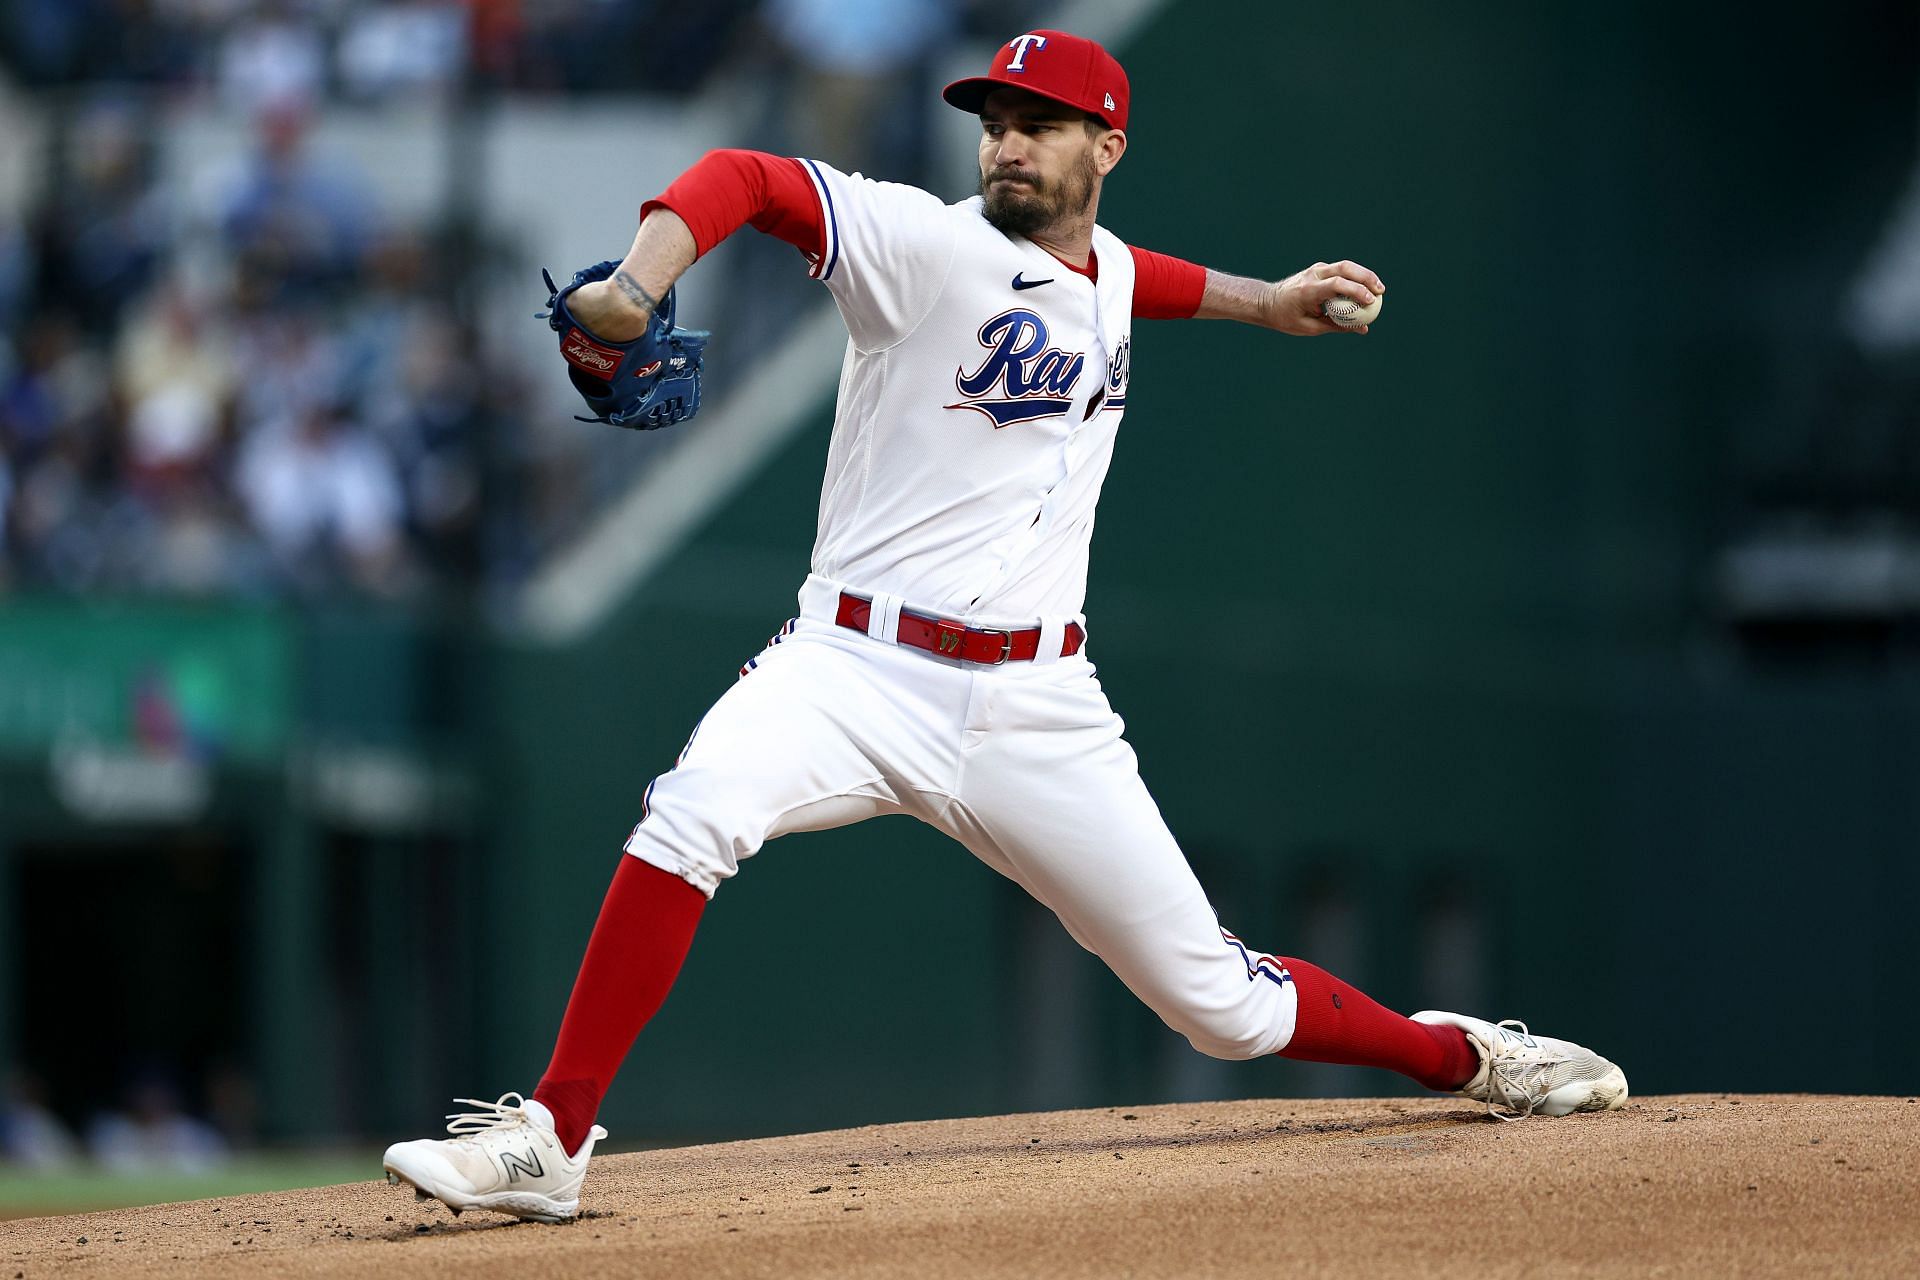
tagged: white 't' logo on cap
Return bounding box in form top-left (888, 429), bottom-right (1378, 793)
top-left (1006, 33), bottom-right (1047, 71)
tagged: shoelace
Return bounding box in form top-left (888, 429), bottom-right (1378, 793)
top-left (444, 1092), bottom-right (537, 1140)
top-left (1480, 1020), bottom-right (1574, 1123)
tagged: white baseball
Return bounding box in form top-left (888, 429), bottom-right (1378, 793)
top-left (1323, 294), bottom-right (1382, 328)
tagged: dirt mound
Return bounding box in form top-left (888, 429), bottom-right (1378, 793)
top-left (6, 1095), bottom-right (1917, 1278)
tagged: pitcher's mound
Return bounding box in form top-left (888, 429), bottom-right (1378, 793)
top-left (8, 1094), bottom-right (1919, 1278)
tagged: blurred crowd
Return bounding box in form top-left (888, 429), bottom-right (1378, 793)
top-left (0, 0), bottom-right (1033, 602)
top-left (3, 1066), bottom-right (246, 1174)
top-left (1, 0), bottom-right (752, 104)
top-left (1, 99), bottom-right (512, 599)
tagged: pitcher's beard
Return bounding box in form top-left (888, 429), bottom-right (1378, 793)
top-left (981, 153), bottom-right (1097, 237)
top-left (982, 179), bottom-right (1053, 236)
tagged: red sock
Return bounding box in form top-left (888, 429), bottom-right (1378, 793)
top-left (1276, 957), bottom-right (1478, 1092)
top-left (534, 856), bottom-right (706, 1156)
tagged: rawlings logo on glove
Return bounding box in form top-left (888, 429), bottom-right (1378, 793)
top-left (561, 331), bottom-right (623, 375)
top-left (540, 260), bottom-right (710, 431)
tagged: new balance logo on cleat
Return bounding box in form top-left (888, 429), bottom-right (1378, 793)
top-left (1494, 1024), bottom-right (1539, 1049)
top-left (500, 1148), bottom-right (544, 1183)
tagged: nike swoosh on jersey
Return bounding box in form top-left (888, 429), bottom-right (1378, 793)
top-left (1012, 273), bottom-right (1054, 291)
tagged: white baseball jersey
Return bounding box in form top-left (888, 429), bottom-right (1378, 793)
top-left (623, 158), bottom-right (1301, 1069)
top-left (797, 160), bottom-right (1134, 627)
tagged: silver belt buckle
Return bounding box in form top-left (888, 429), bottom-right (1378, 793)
top-left (978, 627), bottom-right (1013, 665)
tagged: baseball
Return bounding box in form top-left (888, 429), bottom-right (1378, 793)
top-left (1323, 294), bottom-right (1382, 328)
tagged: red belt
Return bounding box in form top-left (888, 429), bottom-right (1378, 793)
top-left (835, 592), bottom-right (1085, 665)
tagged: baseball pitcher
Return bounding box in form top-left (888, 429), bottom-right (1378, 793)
top-left (383, 30), bottom-right (1627, 1222)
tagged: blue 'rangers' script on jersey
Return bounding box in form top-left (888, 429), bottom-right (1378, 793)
top-left (950, 308), bottom-right (1088, 426)
top-left (797, 159), bottom-right (1135, 628)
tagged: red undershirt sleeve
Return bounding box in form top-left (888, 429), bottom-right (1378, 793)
top-left (640, 149), bottom-right (826, 265)
top-left (1129, 244), bottom-right (1207, 319)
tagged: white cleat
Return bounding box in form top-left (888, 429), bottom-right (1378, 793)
top-left (1412, 1011), bottom-right (1629, 1120)
top-left (382, 1092), bottom-right (606, 1222)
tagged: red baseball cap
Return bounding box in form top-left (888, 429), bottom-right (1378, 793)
top-left (942, 30), bottom-right (1130, 131)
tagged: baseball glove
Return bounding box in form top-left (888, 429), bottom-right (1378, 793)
top-left (540, 260), bottom-right (710, 430)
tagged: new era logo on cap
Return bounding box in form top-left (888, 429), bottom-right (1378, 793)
top-left (941, 29), bottom-right (1131, 131)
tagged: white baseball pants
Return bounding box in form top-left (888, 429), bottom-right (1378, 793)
top-left (623, 574), bottom-right (1299, 1061)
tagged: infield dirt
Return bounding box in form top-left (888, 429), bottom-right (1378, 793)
top-left (5, 1094), bottom-right (1917, 1278)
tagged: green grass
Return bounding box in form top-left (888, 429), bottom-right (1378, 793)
top-left (0, 1151), bottom-right (382, 1220)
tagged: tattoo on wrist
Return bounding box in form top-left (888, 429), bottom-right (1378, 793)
top-left (614, 270), bottom-right (660, 313)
